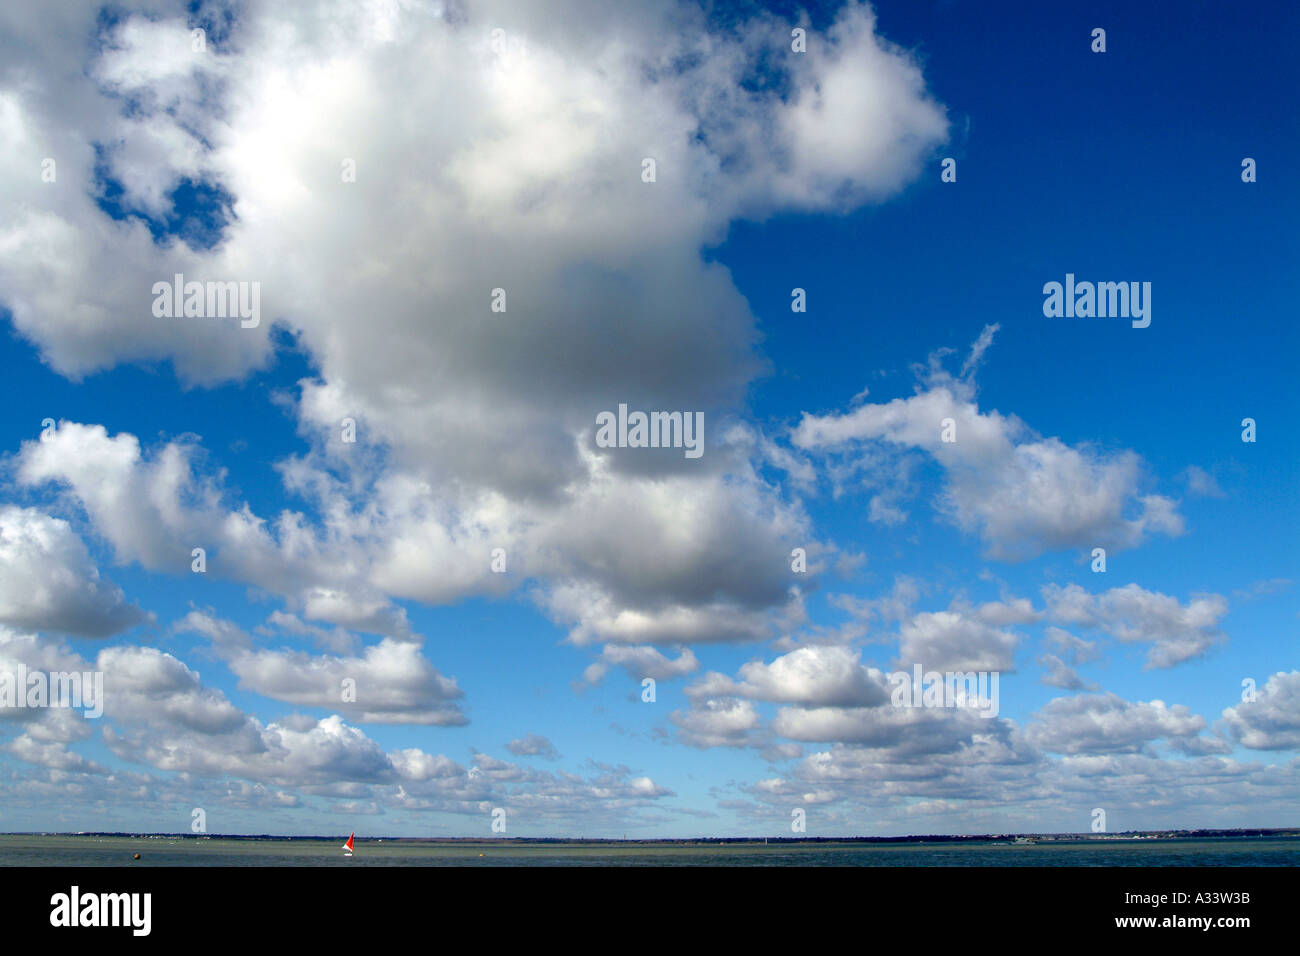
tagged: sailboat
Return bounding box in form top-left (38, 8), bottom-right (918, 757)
top-left (342, 833), bottom-right (354, 857)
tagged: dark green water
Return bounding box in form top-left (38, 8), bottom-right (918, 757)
top-left (1, 834), bottom-right (1296, 866)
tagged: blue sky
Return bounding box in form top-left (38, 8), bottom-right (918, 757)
top-left (0, 0), bottom-right (1296, 837)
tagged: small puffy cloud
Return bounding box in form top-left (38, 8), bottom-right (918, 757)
top-left (1043, 583), bottom-right (1227, 668)
top-left (1232, 579), bottom-right (1292, 602)
top-left (224, 639), bottom-right (464, 726)
top-left (263, 611), bottom-right (358, 654)
top-left (686, 646), bottom-right (890, 708)
top-left (506, 734), bottom-right (560, 760)
top-left (0, 628), bottom-right (101, 737)
top-left (582, 645), bottom-right (698, 685)
top-left (1026, 693), bottom-right (1208, 755)
top-left (547, 583), bottom-right (788, 647)
top-left (16, 423), bottom-right (413, 632)
top-left (96, 644), bottom-right (252, 736)
top-left (829, 577), bottom-right (922, 627)
top-left (772, 703), bottom-right (1005, 753)
top-left (1181, 465), bottom-right (1226, 499)
top-left (792, 328), bottom-right (1183, 561)
top-left (2, 733), bottom-right (107, 774)
top-left (1043, 625), bottom-right (1099, 665)
top-left (1038, 654), bottom-right (1097, 691)
top-left (1219, 672), bottom-right (1300, 750)
top-left (897, 610), bottom-right (1019, 673)
top-left (178, 611), bottom-right (465, 725)
top-left (972, 597), bottom-right (1041, 627)
top-left (389, 749), bottom-right (463, 782)
top-left (671, 698), bottom-right (761, 749)
top-left (0, 506), bottom-right (150, 637)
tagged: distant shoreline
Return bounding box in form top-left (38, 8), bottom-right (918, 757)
top-left (6, 828), bottom-right (1297, 844)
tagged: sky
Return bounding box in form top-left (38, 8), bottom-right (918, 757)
top-left (0, 0), bottom-right (1296, 838)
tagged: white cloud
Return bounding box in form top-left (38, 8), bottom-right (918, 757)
top-left (897, 610), bottom-right (1020, 673)
top-left (583, 645), bottom-right (698, 685)
top-left (671, 697), bottom-right (761, 749)
top-left (233, 641), bottom-right (462, 726)
top-left (771, 703), bottom-right (1011, 754)
top-left (972, 597), bottom-right (1041, 627)
top-left (1026, 693), bottom-right (1208, 755)
top-left (792, 327), bottom-right (1184, 560)
top-left (506, 734), bottom-right (560, 760)
top-left (686, 646), bottom-right (890, 708)
top-left (1043, 625), bottom-right (1099, 665)
top-left (0, 506), bottom-right (150, 637)
top-left (3, 0), bottom-right (947, 660)
top-left (1038, 654), bottom-right (1097, 691)
top-left (1220, 671), bottom-right (1300, 750)
top-left (1182, 465), bottom-right (1226, 499)
top-left (175, 610), bottom-right (463, 725)
top-left (4, 0), bottom-right (1283, 836)
top-left (1043, 583), bottom-right (1227, 668)
top-left (744, 744), bottom-right (1298, 835)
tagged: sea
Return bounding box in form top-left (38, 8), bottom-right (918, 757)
top-left (0, 834), bottom-right (1296, 866)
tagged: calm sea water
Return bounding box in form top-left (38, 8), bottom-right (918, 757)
top-left (0, 834), bottom-right (1295, 866)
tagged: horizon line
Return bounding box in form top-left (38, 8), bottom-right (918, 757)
top-left (8, 826), bottom-right (1298, 842)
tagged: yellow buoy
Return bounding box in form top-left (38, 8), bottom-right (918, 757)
top-left (133, 853), bottom-right (140, 860)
